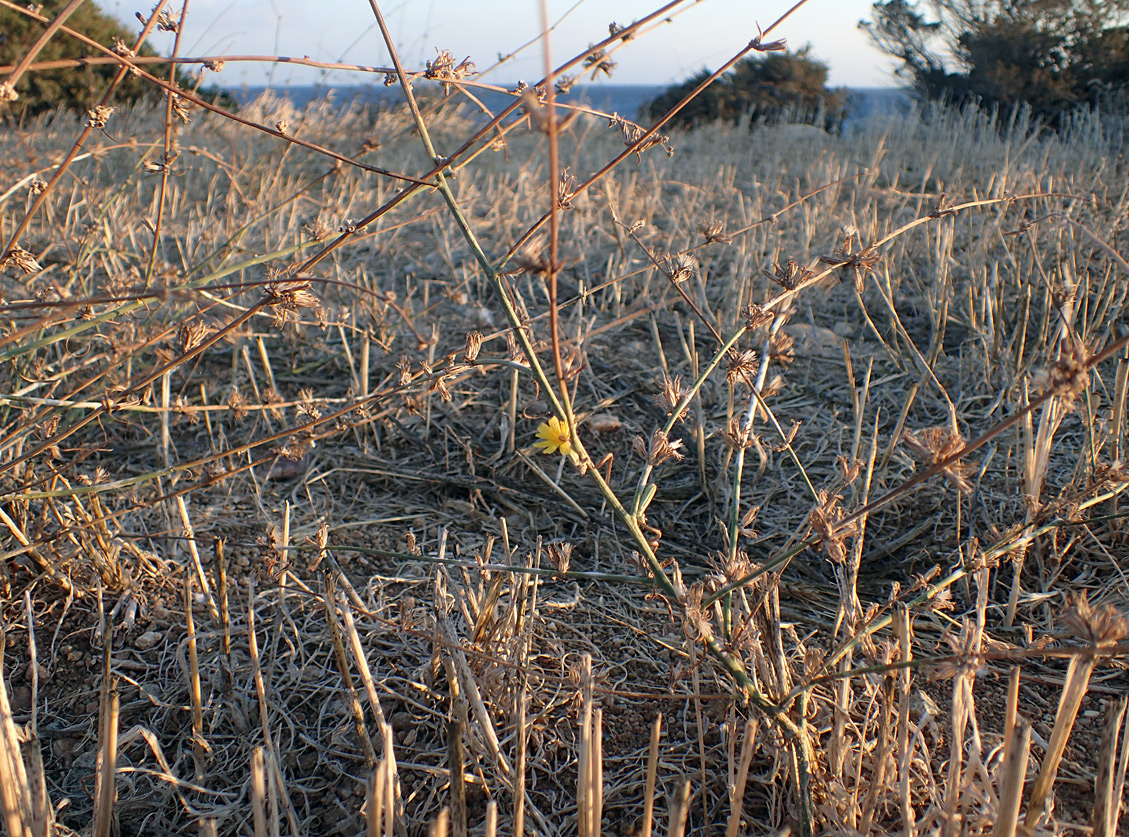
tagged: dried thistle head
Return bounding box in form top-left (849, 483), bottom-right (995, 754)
top-left (902, 426), bottom-right (975, 494)
top-left (638, 429), bottom-right (684, 468)
top-left (583, 46), bottom-right (616, 79)
top-left (655, 373), bottom-right (691, 421)
top-left (609, 114), bottom-right (673, 158)
top-left (177, 320), bottom-right (211, 354)
top-left (1062, 593), bottom-right (1128, 649)
top-left (264, 275), bottom-right (321, 314)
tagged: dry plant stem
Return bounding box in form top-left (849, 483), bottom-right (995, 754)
top-left (143, 0), bottom-right (190, 287)
top-left (1090, 698), bottom-right (1126, 837)
top-left (0, 296), bottom-right (268, 481)
top-left (993, 717), bottom-right (1031, 837)
top-left (1024, 653), bottom-right (1096, 828)
top-left (539, 1), bottom-right (570, 413)
top-left (184, 574), bottom-right (206, 783)
top-left (499, 1), bottom-right (815, 267)
top-left (0, 632), bottom-right (34, 837)
top-left (641, 714), bottom-right (661, 837)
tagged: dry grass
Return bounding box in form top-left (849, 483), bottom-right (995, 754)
top-left (2, 2), bottom-right (1129, 836)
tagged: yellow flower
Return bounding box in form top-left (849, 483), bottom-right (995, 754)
top-left (534, 416), bottom-right (575, 459)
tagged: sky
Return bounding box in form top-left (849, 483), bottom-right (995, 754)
top-left (102, 0), bottom-right (901, 89)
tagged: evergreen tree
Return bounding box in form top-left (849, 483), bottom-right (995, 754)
top-left (862, 1), bottom-right (1129, 121)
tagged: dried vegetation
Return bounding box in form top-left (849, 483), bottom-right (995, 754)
top-left (1, 2), bottom-right (1128, 836)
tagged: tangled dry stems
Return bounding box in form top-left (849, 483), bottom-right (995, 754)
top-left (1, 2), bottom-right (1129, 836)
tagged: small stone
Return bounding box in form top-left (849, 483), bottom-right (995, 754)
top-left (134, 630), bottom-right (163, 650)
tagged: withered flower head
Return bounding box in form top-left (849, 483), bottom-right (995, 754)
top-left (0, 82), bottom-right (18, 103)
top-left (769, 331), bottom-right (795, 368)
top-left (424, 49), bottom-right (476, 94)
top-left (808, 490), bottom-right (856, 565)
top-left (932, 619), bottom-right (981, 679)
top-left (264, 275), bottom-right (320, 313)
top-left (763, 260), bottom-right (812, 291)
top-left (203, 59), bottom-right (225, 72)
top-left (664, 253), bottom-right (697, 284)
top-left (154, 7), bottom-right (180, 32)
top-left (645, 429), bottom-right (684, 467)
top-left (463, 331), bottom-right (483, 363)
top-left (557, 168), bottom-right (576, 210)
top-left (741, 303), bottom-right (774, 330)
top-left (682, 583), bottom-right (713, 640)
top-left (555, 75), bottom-right (575, 96)
top-left (275, 120), bottom-right (289, 135)
top-left (86, 105), bottom-right (116, 129)
top-left (177, 320), bottom-right (211, 354)
top-left (655, 373), bottom-right (691, 421)
top-left (0, 245), bottom-right (42, 276)
top-left (171, 94), bottom-right (191, 124)
top-left (698, 221), bottom-right (729, 244)
top-left (725, 349), bottom-right (760, 384)
top-left (547, 540), bottom-right (573, 576)
top-left (610, 114), bottom-right (673, 158)
top-left (583, 46), bottom-right (616, 79)
top-left (303, 220), bottom-right (333, 242)
top-left (902, 426), bottom-right (974, 494)
top-left (1062, 593), bottom-right (1128, 649)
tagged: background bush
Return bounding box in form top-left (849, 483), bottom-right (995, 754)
top-left (863, 0), bottom-right (1129, 123)
top-left (644, 47), bottom-right (849, 129)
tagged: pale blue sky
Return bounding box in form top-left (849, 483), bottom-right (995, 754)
top-left (104, 0), bottom-right (899, 88)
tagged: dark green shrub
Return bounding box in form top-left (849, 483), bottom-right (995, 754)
top-left (1, 1), bottom-right (232, 120)
top-left (862, 1), bottom-right (1129, 123)
top-left (644, 48), bottom-right (849, 130)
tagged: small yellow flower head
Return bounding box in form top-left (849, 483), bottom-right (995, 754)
top-left (534, 416), bottom-right (576, 460)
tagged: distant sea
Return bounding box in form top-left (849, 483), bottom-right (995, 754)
top-left (226, 84), bottom-right (912, 127)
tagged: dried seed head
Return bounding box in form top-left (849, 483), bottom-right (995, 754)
top-left (557, 168), bottom-right (576, 210)
top-left (177, 320), bottom-right (211, 354)
top-left (769, 331), bottom-right (795, 369)
top-left (154, 7), bottom-right (180, 32)
top-left (1, 245), bottom-right (42, 276)
top-left (664, 253), bottom-right (697, 284)
top-left (646, 429), bottom-right (684, 467)
top-left (86, 105), bottom-right (116, 129)
top-left (725, 349), bottom-right (760, 384)
top-left (424, 49), bottom-right (476, 94)
top-left (902, 426), bottom-right (975, 494)
top-left (1062, 593), bottom-right (1128, 648)
top-left (741, 303), bottom-right (773, 330)
top-left (0, 82), bottom-right (18, 103)
top-left (763, 260), bottom-right (812, 291)
top-left (171, 94), bottom-right (191, 123)
top-left (808, 490), bottom-right (856, 565)
top-left (203, 59), bottom-right (225, 72)
top-left (275, 120), bottom-right (289, 135)
top-left (583, 46), bottom-right (616, 79)
top-left (555, 75), bottom-right (575, 96)
top-left (463, 331), bottom-right (483, 363)
top-left (547, 541), bottom-right (573, 575)
top-left (698, 221), bottom-right (729, 244)
top-left (655, 373), bottom-right (691, 421)
top-left (303, 220), bottom-right (333, 242)
top-left (609, 114), bottom-right (673, 158)
top-left (264, 276), bottom-right (320, 312)
top-left (1037, 335), bottom-right (1091, 412)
